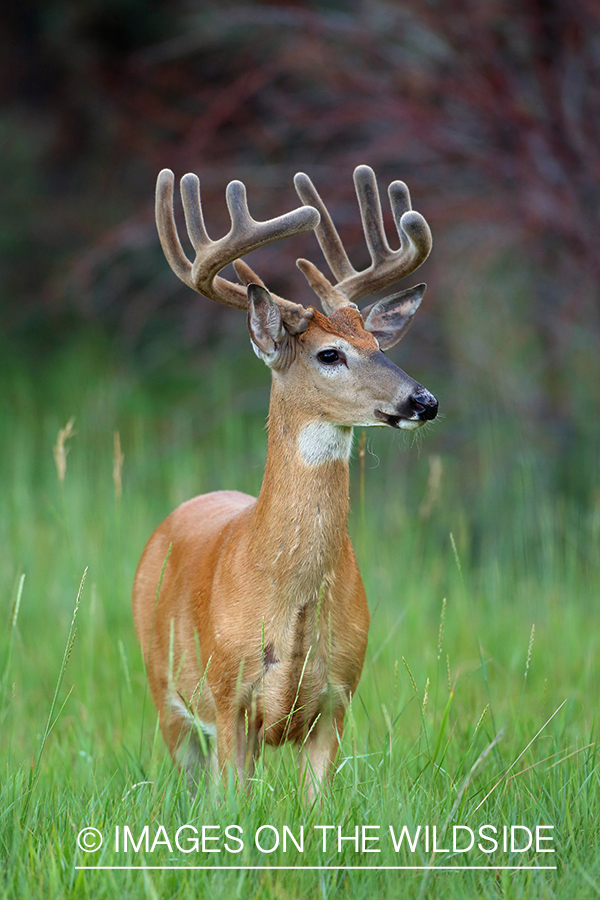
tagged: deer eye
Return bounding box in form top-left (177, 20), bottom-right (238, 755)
top-left (317, 348), bottom-right (342, 365)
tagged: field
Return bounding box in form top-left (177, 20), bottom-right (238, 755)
top-left (1, 331), bottom-right (599, 899)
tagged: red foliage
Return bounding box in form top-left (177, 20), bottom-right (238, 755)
top-left (2, 0), bottom-right (599, 344)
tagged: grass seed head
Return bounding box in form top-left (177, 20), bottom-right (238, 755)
top-left (53, 417), bottom-right (76, 483)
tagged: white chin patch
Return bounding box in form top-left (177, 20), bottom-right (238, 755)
top-left (298, 422), bottom-right (353, 466)
top-left (397, 418), bottom-right (422, 431)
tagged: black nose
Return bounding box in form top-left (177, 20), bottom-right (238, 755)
top-left (409, 389), bottom-right (438, 421)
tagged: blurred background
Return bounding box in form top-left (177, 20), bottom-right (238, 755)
top-left (1, 8), bottom-right (600, 873)
top-left (1, 0), bottom-right (599, 600)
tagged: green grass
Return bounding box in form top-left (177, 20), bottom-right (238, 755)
top-left (1, 334), bottom-right (599, 899)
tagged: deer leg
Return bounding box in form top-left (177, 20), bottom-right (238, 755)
top-left (298, 710), bottom-right (345, 801)
top-left (163, 703), bottom-right (216, 788)
top-left (216, 700), bottom-right (260, 783)
top-left (234, 703), bottom-right (260, 781)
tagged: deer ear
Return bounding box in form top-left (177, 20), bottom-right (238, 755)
top-left (363, 284), bottom-right (426, 350)
top-left (247, 284), bottom-right (288, 367)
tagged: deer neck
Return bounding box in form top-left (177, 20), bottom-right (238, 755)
top-left (250, 377), bottom-right (353, 602)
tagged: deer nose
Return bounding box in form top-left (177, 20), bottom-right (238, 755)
top-left (409, 388), bottom-right (438, 421)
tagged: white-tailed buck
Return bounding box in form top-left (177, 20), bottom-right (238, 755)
top-left (132, 164), bottom-right (438, 794)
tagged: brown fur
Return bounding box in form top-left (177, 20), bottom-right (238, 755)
top-left (132, 378), bottom-right (370, 792)
top-left (302, 306), bottom-right (379, 350)
top-left (132, 296), bottom-right (430, 795)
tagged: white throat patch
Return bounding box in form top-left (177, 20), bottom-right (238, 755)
top-left (297, 422), bottom-right (353, 466)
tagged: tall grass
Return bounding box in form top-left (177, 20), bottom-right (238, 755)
top-left (0, 334), bottom-right (598, 898)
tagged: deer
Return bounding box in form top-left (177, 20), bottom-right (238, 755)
top-left (132, 164), bottom-right (438, 796)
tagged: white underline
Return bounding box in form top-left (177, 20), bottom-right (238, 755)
top-left (76, 865), bottom-right (557, 871)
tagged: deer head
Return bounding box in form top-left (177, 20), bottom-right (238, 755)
top-left (155, 165), bottom-right (438, 435)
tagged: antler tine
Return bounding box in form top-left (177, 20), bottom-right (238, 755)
top-left (156, 168), bottom-right (195, 289)
top-left (294, 172), bottom-right (355, 283)
top-left (180, 172), bottom-right (210, 252)
top-left (353, 164), bottom-right (390, 267)
top-left (387, 178), bottom-right (432, 277)
top-left (155, 168), bottom-right (321, 326)
top-left (388, 179), bottom-right (411, 221)
top-left (294, 165), bottom-right (432, 315)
